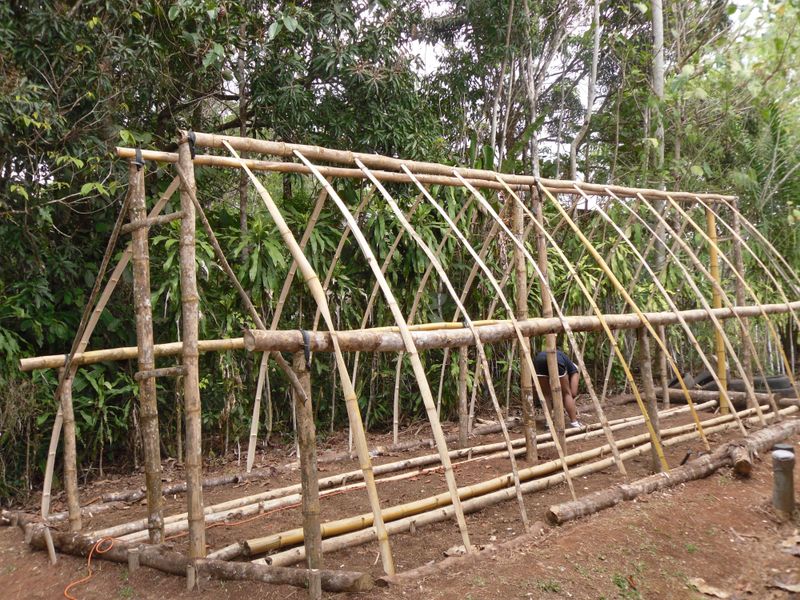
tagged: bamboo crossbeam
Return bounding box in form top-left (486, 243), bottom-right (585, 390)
top-left (133, 365), bottom-right (187, 381)
top-left (169, 133), bottom-right (735, 202)
top-left (120, 211), bottom-right (185, 234)
top-left (22, 302), bottom-right (800, 372)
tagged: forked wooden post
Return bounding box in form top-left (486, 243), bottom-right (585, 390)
top-left (657, 325), bottom-right (670, 409)
top-left (177, 139), bottom-right (206, 558)
top-left (637, 328), bottom-right (662, 472)
top-left (458, 346), bottom-right (469, 448)
top-left (532, 190), bottom-right (565, 451)
top-left (513, 192), bottom-right (537, 459)
top-left (706, 205), bottom-right (728, 413)
top-left (292, 351), bottom-right (322, 597)
top-left (128, 161), bottom-right (164, 543)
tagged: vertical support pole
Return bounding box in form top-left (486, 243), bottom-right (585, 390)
top-left (60, 367), bottom-right (81, 531)
top-left (392, 353), bottom-right (402, 445)
top-left (657, 324), bottom-right (670, 408)
top-left (731, 200), bottom-right (753, 385)
top-left (637, 328), bottom-right (662, 472)
top-left (292, 351), bottom-right (322, 591)
top-left (706, 205), bottom-right (728, 413)
top-left (178, 139), bottom-right (206, 559)
top-left (532, 189), bottom-right (565, 451)
top-left (128, 161), bottom-right (164, 544)
top-left (514, 191), bottom-right (537, 460)
top-left (458, 346), bottom-right (469, 448)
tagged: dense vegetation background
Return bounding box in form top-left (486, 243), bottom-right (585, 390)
top-left (1, 0), bottom-right (798, 500)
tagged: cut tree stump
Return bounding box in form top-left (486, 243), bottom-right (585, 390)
top-left (547, 418), bottom-right (800, 525)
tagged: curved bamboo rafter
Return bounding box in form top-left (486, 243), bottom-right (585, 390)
top-left (619, 192), bottom-right (778, 418)
top-left (583, 192), bottom-right (749, 434)
top-left (224, 143), bottom-right (397, 575)
top-left (246, 185), bottom-right (330, 472)
top-left (403, 165), bottom-right (581, 496)
top-left (693, 197), bottom-right (800, 334)
top-left (537, 183), bottom-right (710, 452)
top-left (663, 195), bottom-right (800, 401)
top-left (293, 149), bottom-right (475, 554)
top-left (358, 159), bottom-right (531, 530)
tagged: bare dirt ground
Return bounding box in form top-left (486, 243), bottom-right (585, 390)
top-left (2, 401), bottom-right (800, 599)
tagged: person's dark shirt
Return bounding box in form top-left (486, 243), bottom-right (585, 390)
top-left (533, 350), bottom-right (578, 377)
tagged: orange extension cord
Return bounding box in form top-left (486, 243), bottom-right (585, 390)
top-left (63, 537), bottom-right (114, 599)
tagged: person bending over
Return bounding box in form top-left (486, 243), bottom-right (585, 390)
top-left (532, 349), bottom-right (583, 429)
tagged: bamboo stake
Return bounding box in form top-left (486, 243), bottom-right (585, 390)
top-left (458, 347), bottom-right (469, 448)
top-left (658, 325), bottom-right (670, 408)
top-left (60, 369), bottom-right (81, 531)
top-left (637, 329), bottom-right (661, 472)
top-left (405, 167), bottom-right (579, 498)
top-left (128, 161), bottom-right (164, 543)
top-left (583, 192), bottom-right (747, 436)
top-left (392, 353), bottom-right (403, 445)
top-left (295, 151), bottom-right (473, 553)
top-left (246, 186), bottom-right (329, 472)
top-left (514, 191), bottom-right (537, 457)
top-left (223, 141), bottom-right (396, 575)
top-left (542, 183), bottom-right (708, 453)
top-left (177, 141), bottom-right (206, 559)
top-left (706, 207), bottom-right (728, 412)
top-left (292, 351), bottom-right (322, 582)
top-left (359, 161), bottom-right (531, 530)
top-left (483, 176), bottom-right (632, 475)
top-left (179, 134), bottom-right (735, 202)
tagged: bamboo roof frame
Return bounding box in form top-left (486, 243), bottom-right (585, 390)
top-left (21, 130), bottom-right (800, 589)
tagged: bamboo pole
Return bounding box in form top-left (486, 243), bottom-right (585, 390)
top-left (458, 347), bottom-right (468, 448)
top-left (514, 191), bottom-right (537, 457)
top-left (583, 191), bottom-right (747, 435)
top-left (637, 329), bottom-right (661, 472)
top-left (177, 134), bottom-right (736, 202)
top-left (610, 192), bottom-right (772, 423)
top-left (177, 140), bottom-right (206, 559)
top-left (59, 369), bottom-right (81, 531)
top-left (731, 203), bottom-right (752, 382)
top-left (486, 176), bottom-right (631, 475)
top-left (294, 150), bottom-right (474, 553)
top-left (259, 402), bottom-right (785, 567)
top-left (359, 160), bottom-right (531, 529)
top-left (223, 141), bottom-right (396, 575)
top-left (544, 183), bottom-right (709, 452)
top-left (706, 207), bottom-right (728, 412)
top-left (392, 353), bottom-right (403, 445)
top-left (404, 167), bottom-right (579, 498)
top-left (532, 189), bottom-right (564, 451)
top-left (659, 196), bottom-right (797, 405)
top-left (658, 325), bottom-right (670, 408)
top-left (292, 351), bottom-right (322, 586)
top-left (128, 161), bottom-right (164, 543)
top-left (246, 186), bottom-right (329, 472)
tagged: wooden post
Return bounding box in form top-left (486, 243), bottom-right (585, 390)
top-left (706, 205), bottom-right (728, 413)
top-left (731, 201), bottom-right (753, 384)
top-left (533, 190), bottom-right (564, 451)
top-left (637, 329), bottom-right (662, 472)
top-left (128, 161), bottom-right (164, 543)
top-left (458, 346), bottom-right (469, 448)
top-left (60, 368), bottom-right (81, 531)
top-left (292, 351), bottom-right (322, 598)
top-left (177, 139), bottom-right (206, 559)
top-left (657, 325), bottom-right (670, 409)
top-left (514, 191), bottom-right (537, 460)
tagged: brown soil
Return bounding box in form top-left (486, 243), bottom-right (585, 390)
top-left (2, 402), bottom-right (799, 599)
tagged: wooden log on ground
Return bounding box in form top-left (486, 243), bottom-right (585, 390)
top-left (25, 529), bottom-right (371, 593)
top-left (546, 417), bottom-right (800, 525)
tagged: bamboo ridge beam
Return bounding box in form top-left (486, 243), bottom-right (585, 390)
top-left (21, 302), bottom-right (800, 371)
top-left (165, 133), bottom-right (735, 202)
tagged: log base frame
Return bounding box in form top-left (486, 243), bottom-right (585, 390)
top-left (13, 130), bottom-right (800, 595)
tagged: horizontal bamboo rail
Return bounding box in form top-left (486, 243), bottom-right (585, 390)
top-left (169, 133), bottom-right (735, 202)
top-left (21, 302), bottom-right (799, 371)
